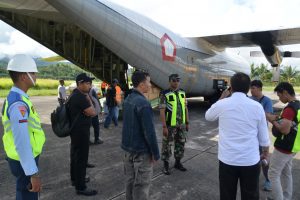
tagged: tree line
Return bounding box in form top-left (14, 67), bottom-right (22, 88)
top-left (250, 63), bottom-right (300, 85)
top-left (0, 63), bottom-right (88, 80)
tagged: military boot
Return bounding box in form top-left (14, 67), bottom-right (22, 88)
top-left (174, 159), bottom-right (187, 171)
top-left (162, 161), bottom-right (170, 175)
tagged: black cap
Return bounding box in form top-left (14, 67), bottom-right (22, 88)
top-left (169, 74), bottom-right (180, 81)
top-left (76, 73), bottom-right (95, 83)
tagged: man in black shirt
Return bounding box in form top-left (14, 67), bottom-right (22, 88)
top-left (68, 73), bottom-right (97, 196)
top-left (104, 79), bottom-right (118, 128)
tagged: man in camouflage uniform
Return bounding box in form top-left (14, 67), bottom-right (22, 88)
top-left (159, 74), bottom-right (189, 175)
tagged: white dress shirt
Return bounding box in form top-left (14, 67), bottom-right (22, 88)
top-left (205, 92), bottom-right (270, 166)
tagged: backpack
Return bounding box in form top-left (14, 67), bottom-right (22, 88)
top-left (50, 95), bottom-right (80, 137)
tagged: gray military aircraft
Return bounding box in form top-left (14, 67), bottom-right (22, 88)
top-left (0, 0), bottom-right (300, 101)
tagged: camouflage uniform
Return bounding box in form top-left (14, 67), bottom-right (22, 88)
top-left (159, 89), bottom-right (187, 161)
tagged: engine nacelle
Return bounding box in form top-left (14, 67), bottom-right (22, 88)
top-left (263, 46), bottom-right (282, 67)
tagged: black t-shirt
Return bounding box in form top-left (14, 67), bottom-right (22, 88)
top-left (106, 86), bottom-right (117, 107)
top-left (68, 88), bottom-right (92, 131)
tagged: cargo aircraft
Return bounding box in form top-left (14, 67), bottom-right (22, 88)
top-left (1, 0), bottom-right (300, 101)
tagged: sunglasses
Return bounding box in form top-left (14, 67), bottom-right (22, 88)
top-left (171, 79), bottom-right (180, 82)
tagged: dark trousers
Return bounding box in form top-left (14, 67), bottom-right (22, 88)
top-left (219, 160), bottom-right (260, 200)
top-left (91, 115), bottom-right (100, 141)
top-left (70, 130), bottom-right (90, 190)
top-left (7, 156), bottom-right (39, 200)
top-left (58, 98), bottom-right (65, 106)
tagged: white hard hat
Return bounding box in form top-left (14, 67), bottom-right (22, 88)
top-left (7, 54), bottom-right (38, 72)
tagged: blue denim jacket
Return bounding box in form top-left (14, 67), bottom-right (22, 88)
top-left (121, 89), bottom-right (160, 161)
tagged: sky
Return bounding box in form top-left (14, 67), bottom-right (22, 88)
top-left (1, 0), bottom-right (300, 67)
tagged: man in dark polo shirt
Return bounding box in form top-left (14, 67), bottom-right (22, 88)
top-left (68, 73), bottom-right (97, 196)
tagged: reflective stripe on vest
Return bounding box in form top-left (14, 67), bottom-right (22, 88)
top-left (2, 93), bottom-right (45, 160)
top-left (165, 91), bottom-right (186, 126)
top-left (294, 111), bottom-right (300, 152)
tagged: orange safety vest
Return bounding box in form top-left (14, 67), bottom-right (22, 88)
top-left (115, 85), bottom-right (122, 104)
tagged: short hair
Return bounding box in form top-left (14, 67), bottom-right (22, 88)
top-left (250, 80), bottom-right (263, 88)
top-left (8, 71), bottom-right (23, 83)
top-left (131, 71), bottom-right (149, 88)
top-left (274, 82), bottom-right (295, 96)
top-left (230, 72), bottom-right (251, 94)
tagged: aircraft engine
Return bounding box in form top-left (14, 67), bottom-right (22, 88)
top-left (261, 45), bottom-right (282, 67)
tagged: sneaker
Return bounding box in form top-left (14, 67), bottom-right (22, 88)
top-left (263, 180), bottom-right (272, 191)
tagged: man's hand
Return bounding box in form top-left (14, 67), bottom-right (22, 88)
top-left (29, 176), bottom-right (42, 192)
top-left (151, 156), bottom-right (158, 164)
top-left (260, 146), bottom-right (269, 160)
top-left (163, 127), bottom-right (168, 137)
top-left (266, 113), bottom-right (278, 122)
top-left (219, 88), bottom-right (231, 100)
top-left (186, 124), bottom-right (189, 132)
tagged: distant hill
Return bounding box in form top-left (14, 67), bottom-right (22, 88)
top-left (0, 56), bottom-right (61, 68)
top-left (0, 57), bottom-right (86, 80)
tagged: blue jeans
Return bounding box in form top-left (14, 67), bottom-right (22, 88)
top-left (7, 156), bottom-right (39, 200)
top-left (104, 106), bottom-right (118, 128)
top-left (115, 106), bottom-right (120, 120)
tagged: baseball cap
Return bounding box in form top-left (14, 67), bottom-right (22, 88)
top-left (76, 73), bottom-right (95, 83)
top-left (169, 74), bottom-right (180, 81)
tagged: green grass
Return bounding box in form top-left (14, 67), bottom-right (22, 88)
top-left (0, 78), bottom-right (75, 97)
top-left (0, 78), bottom-right (73, 90)
top-left (263, 86), bottom-right (300, 93)
top-left (0, 89), bottom-right (58, 97)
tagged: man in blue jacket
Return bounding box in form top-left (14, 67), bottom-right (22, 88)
top-left (121, 71), bottom-right (160, 200)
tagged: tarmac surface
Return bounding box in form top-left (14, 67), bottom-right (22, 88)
top-left (0, 92), bottom-right (300, 200)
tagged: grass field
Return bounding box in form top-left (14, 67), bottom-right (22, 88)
top-left (0, 78), bottom-right (73, 97)
top-left (0, 78), bottom-right (73, 90)
top-left (1, 77), bottom-right (300, 97)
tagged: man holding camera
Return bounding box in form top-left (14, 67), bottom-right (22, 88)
top-left (205, 73), bottom-right (270, 200)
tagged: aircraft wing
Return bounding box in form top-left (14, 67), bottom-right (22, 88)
top-left (194, 27), bottom-right (300, 68)
top-left (198, 27), bottom-right (300, 49)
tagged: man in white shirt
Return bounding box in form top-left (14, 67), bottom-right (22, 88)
top-left (205, 72), bottom-right (270, 200)
top-left (58, 79), bottom-right (67, 105)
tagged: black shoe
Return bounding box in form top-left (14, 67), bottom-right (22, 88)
top-left (94, 139), bottom-right (104, 144)
top-left (174, 160), bottom-right (187, 171)
top-left (162, 161), bottom-right (170, 175)
top-left (76, 188), bottom-right (98, 196)
top-left (86, 163), bottom-right (95, 168)
top-left (71, 176), bottom-right (90, 186)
